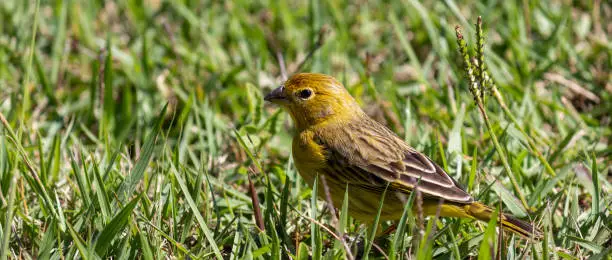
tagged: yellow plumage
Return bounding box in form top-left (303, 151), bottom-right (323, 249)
top-left (265, 73), bottom-right (540, 239)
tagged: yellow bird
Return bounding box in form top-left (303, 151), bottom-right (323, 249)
top-left (264, 73), bottom-right (540, 238)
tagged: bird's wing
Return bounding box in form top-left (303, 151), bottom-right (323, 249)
top-left (318, 119), bottom-right (473, 204)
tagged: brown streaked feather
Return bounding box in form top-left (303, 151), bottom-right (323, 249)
top-left (316, 117), bottom-right (473, 204)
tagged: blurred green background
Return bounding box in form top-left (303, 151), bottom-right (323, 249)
top-left (0, 0), bottom-right (610, 259)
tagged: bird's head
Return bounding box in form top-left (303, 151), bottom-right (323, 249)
top-left (264, 73), bottom-right (363, 130)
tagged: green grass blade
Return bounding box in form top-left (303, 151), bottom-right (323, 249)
top-left (91, 154), bottom-right (111, 222)
top-left (66, 221), bottom-right (92, 260)
top-left (363, 184), bottom-right (389, 259)
top-left (334, 186), bottom-right (350, 253)
top-left (390, 185), bottom-right (417, 258)
top-left (590, 155), bottom-right (600, 218)
top-left (95, 194), bottom-right (141, 256)
top-left (116, 104), bottom-right (167, 203)
top-left (0, 174), bottom-right (18, 260)
top-left (491, 180), bottom-right (527, 217)
top-left (478, 206), bottom-right (499, 260)
top-left (101, 36), bottom-right (115, 134)
top-left (468, 147), bottom-right (478, 192)
top-left (310, 175), bottom-right (321, 260)
top-left (170, 163), bottom-right (223, 259)
top-left (136, 221), bottom-right (154, 260)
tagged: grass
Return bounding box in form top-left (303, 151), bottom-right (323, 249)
top-left (0, 0), bottom-right (610, 259)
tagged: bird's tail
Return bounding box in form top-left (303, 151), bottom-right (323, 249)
top-left (464, 202), bottom-right (541, 239)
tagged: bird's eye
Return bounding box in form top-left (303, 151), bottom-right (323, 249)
top-left (298, 89), bottom-right (313, 99)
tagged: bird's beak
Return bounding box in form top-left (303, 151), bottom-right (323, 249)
top-left (264, 85), bottom-right (288, 104)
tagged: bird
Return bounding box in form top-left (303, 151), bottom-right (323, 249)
top-left (264, 73), bottom-right (540, 239)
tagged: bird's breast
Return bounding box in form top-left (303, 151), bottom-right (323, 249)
top-left (292, 130), bottom-right (327, 186)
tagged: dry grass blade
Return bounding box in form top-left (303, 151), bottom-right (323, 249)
top-left (544, 73), bottom-right (600, 102)
top-left (294, 25), bottom-right (329, 74)
top-left (248, 170), bottom-right (265, 232)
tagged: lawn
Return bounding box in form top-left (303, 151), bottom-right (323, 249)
top-left (0, 0), bottom-right (610, 259)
